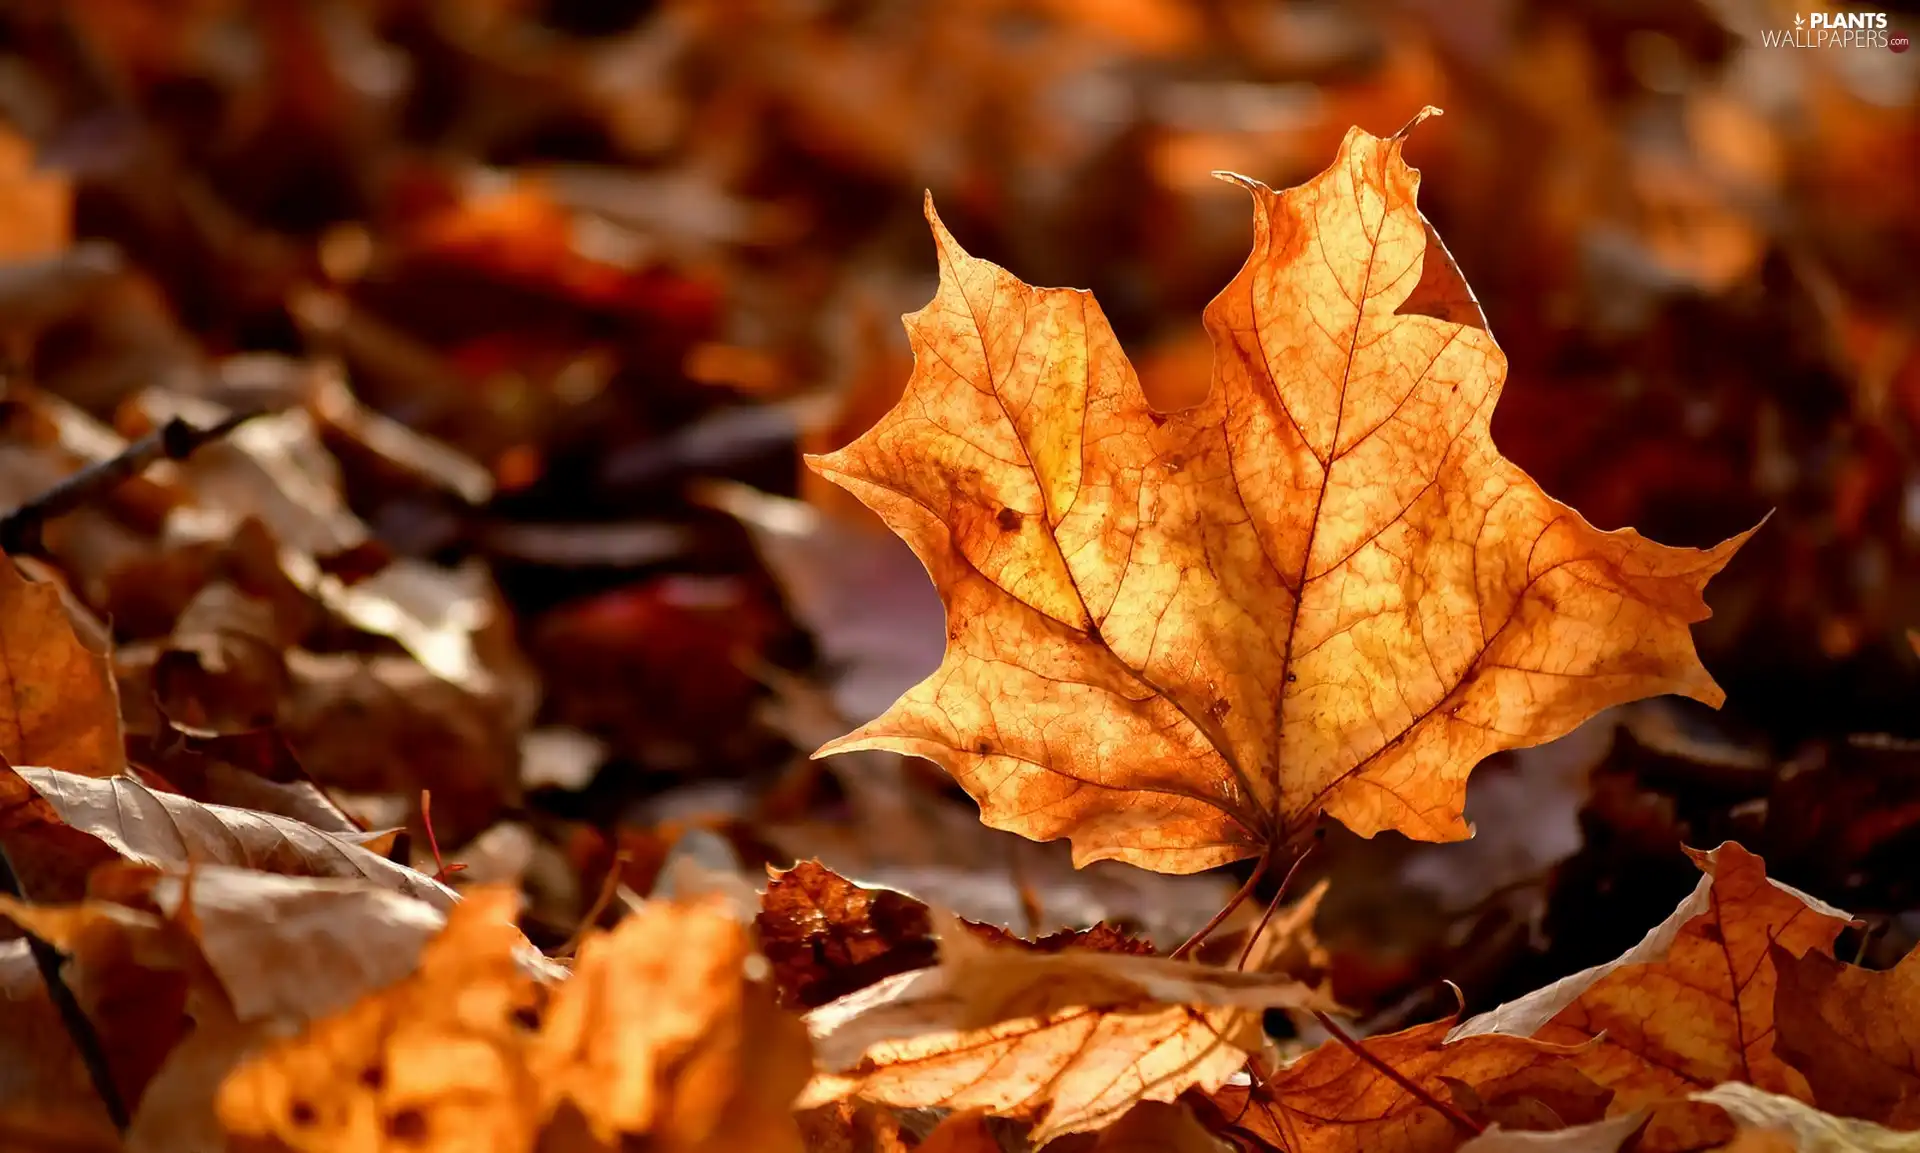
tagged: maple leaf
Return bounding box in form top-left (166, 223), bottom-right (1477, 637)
top-left (1771, 940), bottom-right (1920, 1128)
top-left (801, 913), bottom-right (1338, 1143)
top-left (806, 109), bottom-right (1752, 873)
top-left (0, 555), bottom-right (124, 778)
top-left (0, 762), bottom-right (455, 908)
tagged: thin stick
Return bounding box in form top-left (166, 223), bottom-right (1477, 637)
top-left (1313, 1010), bottom-right (1483, 1138)
top-left (1236, 840), bottom-right (1319, 971)
top-left (419, 790), bottom-right (465, 884)
top-left (0, 844), bottom-right (130, 1130)
top-left (1170, 842), bottom-right (1274, 961)
top-left (0, 409), bottom-right (270, 555)
top-left (558, 850), bottom-right (631, 958)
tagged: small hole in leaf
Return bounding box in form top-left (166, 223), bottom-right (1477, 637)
top-left (290, 1101), bottom-right (316, 1127)
top-left (512, 1003), bottom-right (543, 1032)
top-left (387, 1108), bottom-right (428, 1142)
top-left (360, 1063), bottom-right (385, 1089)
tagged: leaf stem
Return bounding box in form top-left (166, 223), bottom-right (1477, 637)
top-left (1170, 842), bottom-right (1274, 961)
top-left (0, 844), bottom-right (130, 1131)
top-left (1312, 1010), bottom-right (1483, 1138)
top-left (1236, 839), bottom-right (1319, 971)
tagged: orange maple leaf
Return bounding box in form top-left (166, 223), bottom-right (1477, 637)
top-left (807, 108), bottom-right (1753, 873)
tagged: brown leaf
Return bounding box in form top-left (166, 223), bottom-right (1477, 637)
top-left (0, 554), bottom-right (125, 778)
top-left (1210, 1018), bottom-right (1586, 1153)
top-left (757, 860), bottom-right (940, 1011)
top-left (808, 113), bottom-right (1751, 873)
top-left (279, 650), bottom-right (522, 848)
top-left (0, 763), bottom-right (455, 909)
top-left (794, 1100), bottom-right (914, 1153)
top-left (801, 914), bottom-right (1339, 1143)
top-left (1772, 940), bottom-right (1920, 1128)
top-left (0, 897), bottom-right (188, 1135)
top-left (1455, 844), bottom-right (1850, 1115)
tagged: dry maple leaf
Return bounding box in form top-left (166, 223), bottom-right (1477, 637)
top-left (0, 554), bottom-right (125, 778)
top-left (1206, 1018), bottom-right (1588, 1153)
top-left (1452, 843), bottom-right (1852, 1150)
top-left (801, 912), bottom-right (1338, 1143)
top-left (1771, 940), bottom-right (1920, 1128)
top-left (806, 109), bottom-right (1752, 873)
top-left (0, 763), bottom-right (454, 908)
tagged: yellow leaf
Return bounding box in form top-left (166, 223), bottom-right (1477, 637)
top-left (808, 110), bottom-right (1752, 873)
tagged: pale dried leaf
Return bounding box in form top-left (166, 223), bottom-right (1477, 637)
top-left (803, 916), bottom-right (1338, 1142)
top-left (7, 765), bottom-right (455, 909)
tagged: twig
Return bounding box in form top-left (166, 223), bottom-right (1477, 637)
top-left (558, 850), bottom-right (632, 958)
top-left (1170, 842), bottom-right (1275, 961)
top-left (0, 409), bottom-right (270, 555)
top-left (419, 790), bottom-right (465, 884)
top-left (0, 844), bottom-right (130, 1131)
top-left (1313, 1010), bottom-right (1484, 1138)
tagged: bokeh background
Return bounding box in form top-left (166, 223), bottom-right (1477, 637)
top-left (2, 0), bottom-right (1918, 1025)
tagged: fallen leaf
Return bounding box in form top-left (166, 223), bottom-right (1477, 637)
top-left (1692, 1084), bottom-right (1920, 1152)
top-left (0, 763), bottom-right (455, 909)
top-left (795, 1099), bottom-right (914, 1153)
top-left (0, 126), bottom-right (70, 262)
top-left (1078, 1100), bottom-right (1234, 1152)
top-left (215, 888), bottom-right (551, 1153)
top-left (808, 111), bottom-right (1751, 873)
top-left (1454, 844), bottom-right (1850, 1109)
top-left (1772, 941), bottom-right (1920, 1128)
top-left (532, 894), bottom-right (813, 1153)
top-left (756, 860), bottom-right (940, 1011)
top-left (219, 890), bottom-right (808, 1153)
top-left (278, 650), bottom-right (522, 848)
top-left (0, 554), bottom-right (125, 778)
top-left (1456, 1111), bottom-right (1649, 1152)
top-left (1209, 1018), bottom-right (1588, 1153)
top-left (801, 913), bottom-right (1339, 1143)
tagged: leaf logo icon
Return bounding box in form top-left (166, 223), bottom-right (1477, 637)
top-left (1795, 12), bottom-right (1805, 25)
